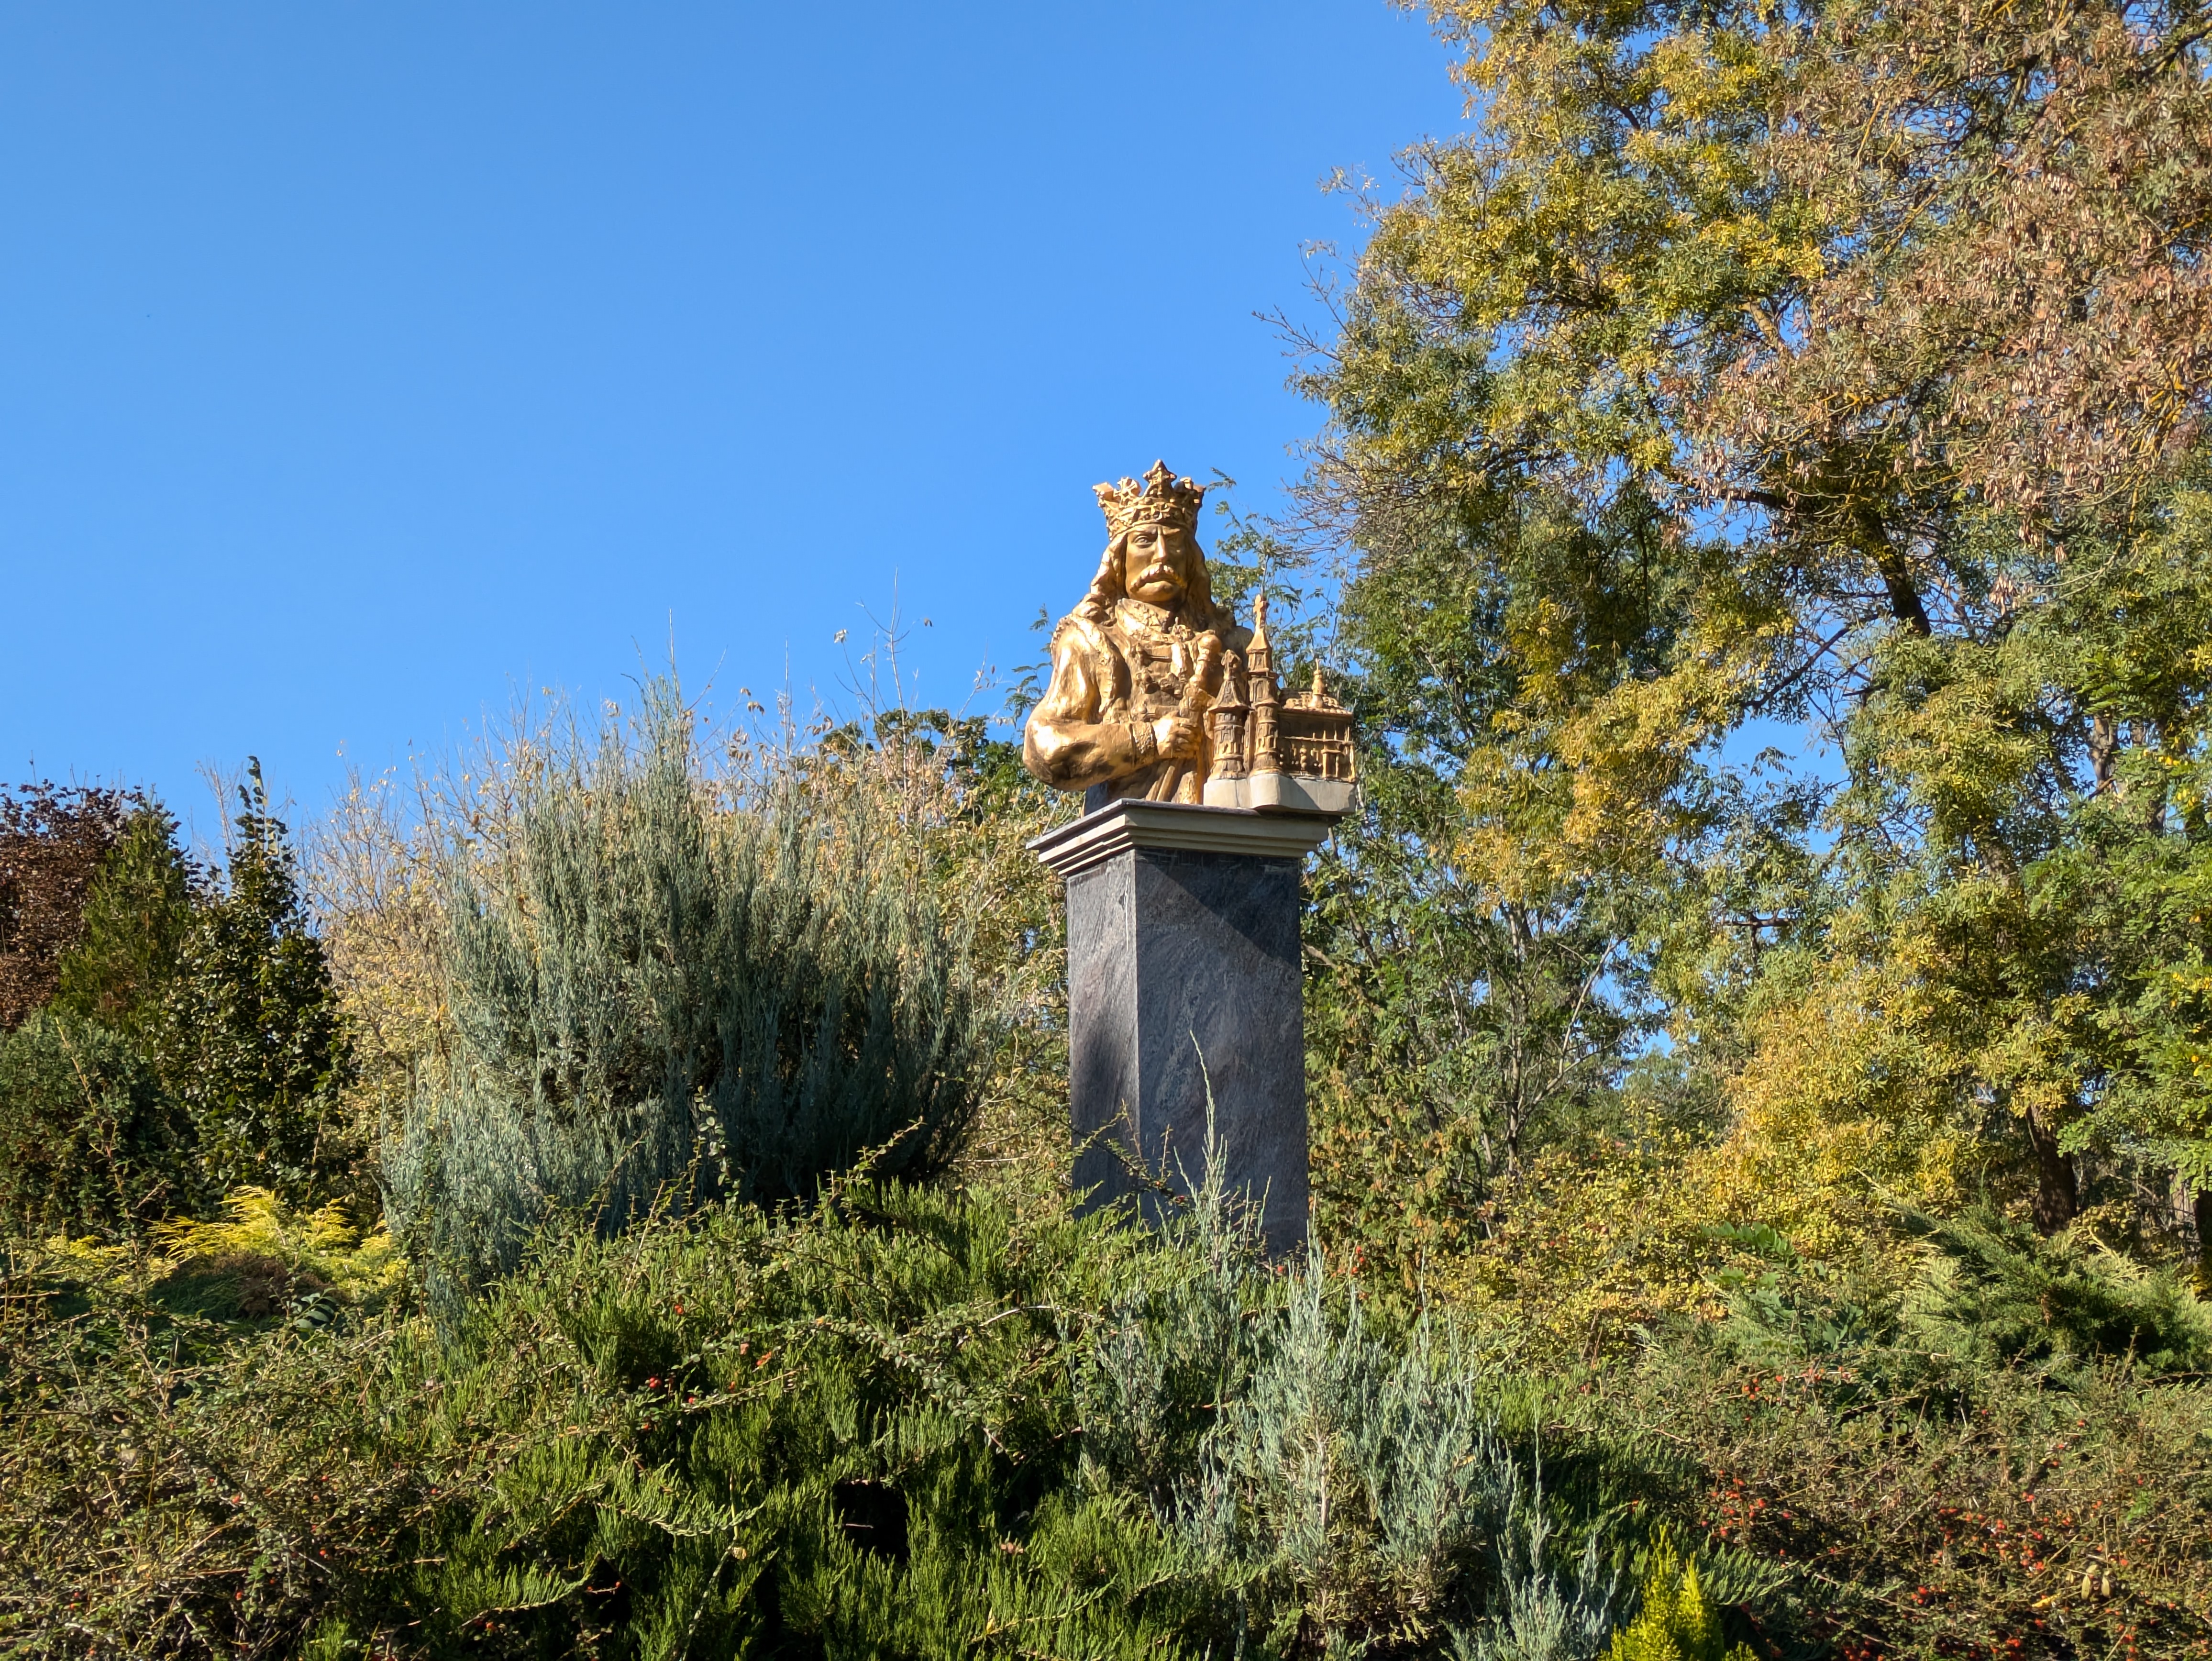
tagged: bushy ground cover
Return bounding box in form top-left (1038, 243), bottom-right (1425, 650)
top-left (5, 1165), bottom-right (2207, 1660)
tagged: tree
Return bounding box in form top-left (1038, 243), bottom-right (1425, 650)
top-left (0, 804), bottom-right (201, 1235)
top-left (51, 807), bottom-right (196, 1033)
top-left (0, 784), bottom-right (136, 1030)
top-left (1300, 0), bottom-right (2212, 1253)
top-left (1300, 490), bottom-right (1665, 1260)
top-left (163, 761), bottom-right (351, 1204)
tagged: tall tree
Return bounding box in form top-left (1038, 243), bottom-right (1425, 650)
top-left (1303, 0), bottom-right (2212, 1248)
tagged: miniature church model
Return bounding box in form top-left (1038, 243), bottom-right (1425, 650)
top-left (1202, 593), bottom-right (1358, 815)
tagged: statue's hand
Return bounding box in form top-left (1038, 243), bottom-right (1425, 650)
top-left (1152, 714), bottom-right (1203, 761)
top-left (1191, 631), bottom-right (1225, 695)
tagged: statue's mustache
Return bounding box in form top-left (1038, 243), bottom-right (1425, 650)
top-left (1135, 563), bottom-right (1181, 587)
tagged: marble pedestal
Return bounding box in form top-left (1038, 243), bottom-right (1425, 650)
top-left (1029, 800), bottom-right (1337, 1256)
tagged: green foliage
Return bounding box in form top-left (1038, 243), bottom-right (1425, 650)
top-left (0, 808), bottom-right (205, 1236)
top-left (1304, 493), bottom-right (1672, 1269)
top-left (1902, 1209), bottom-right (2212, 1379)
top-left (50, 806), bottom-right (195, 1033)
top-left (1073, 1152), bottom-right (1644, 1653)
top-left (1613, 1324), bottom-right (2212, 1658)
top-left (0, 805), bottom-right (202, 1236)
top-left (0, 782), bottom-right (137, 1030)
top-left (0, 1009), bottom-right (195, 1238)
top-left (10, 1156), bottom-right (2211, 1658)
top-left (1605, 1536), bottom-right (1750, 1661)
top-left (0, 1174), bottom-right (1642, 1659)
top-left (1291, 0), bottom-right (2212, 1293)
top-left (160, 761), bottom-right (351, 1206)
top-left (1714, 1203), bottom-right (2212, 1397)
top-left (385, 684), bottom-right (996, 1310)
top-left (0, 787), bottom-right (351, 1236)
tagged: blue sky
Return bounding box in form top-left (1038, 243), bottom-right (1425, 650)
top-left (0, 2), bottom-right (1460, 830)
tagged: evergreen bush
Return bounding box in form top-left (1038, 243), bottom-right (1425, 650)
top-left (0, 784), bottom-right (353, 1236)
top-left (385, 684), bottom-right (993, 1308)
top-left (48, 806), bottom-right (194, 1033)
top-left (0, 1164), bottom-right (1675, 1658)
top-left (161, 762), bottom-right (351, 1205)
top-left (1602, 1536), bottom-right (1752, 1661)
top-left (10, 1152), bottom-right (2207, 1657)
top-left (1713, 1204), bottom-right (2212, 1395)
top-left (0, 1009), bottom-right (195, 1238)
top-left (1073, 1150), bottom-right (1626, 1651)
top-left (1901, 1206), bottom-right (2212, 1376)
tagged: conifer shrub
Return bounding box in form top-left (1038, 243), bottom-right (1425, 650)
top-left (1603, 1536), bottom-right (1752, 1661)
top-left (0, 1009), bottom-right (195, 1238)
top-left (5, 1159), bottom-right (1770, 1660)
top-left (1073, 1152), bottom-right (1639, 1654)
top-left (1899, 1207), bottom-right (2212, 1376)
top-left (383, 684), bottom-right (996, 1309)
top-left (12, 1149), bottom-right (2206, 1657)
top-left (0, 779), bottom-right (352, 1236)
top-left (0, 800), bottom-right (205, 1237)
top-left (160, 763), bottom-right (352, 1206)
top-left (1707, 1203), bottom-right (2212, 1398)
top-left (146, 1186), bottom-right (406, 1319)
top-left (48, 805), bottom-right (194, 1033)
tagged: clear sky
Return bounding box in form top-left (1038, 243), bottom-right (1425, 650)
top-left (0, 2), bottom-right (1460, 830)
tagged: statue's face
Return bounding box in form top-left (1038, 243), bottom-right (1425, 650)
top-left (1123, 524), bottom-right (1193, 607)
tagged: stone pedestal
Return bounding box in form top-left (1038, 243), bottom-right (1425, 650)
top-left (1029, 800), bottom-right (1336, 1256)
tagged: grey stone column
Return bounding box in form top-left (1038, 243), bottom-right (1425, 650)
top-left (1030, 800), bottom-right (1336, 1256)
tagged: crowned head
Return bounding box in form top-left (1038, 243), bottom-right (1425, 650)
top-left (1095, 460), bottom-right (1206, 540)
top-left (1070, 458), bottom-right (1229, 628)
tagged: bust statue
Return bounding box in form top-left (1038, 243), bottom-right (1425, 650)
top-left (1022, 462), bottom-right (1242, 810)
top-left (1023, 460), bottom-right (1357, 816)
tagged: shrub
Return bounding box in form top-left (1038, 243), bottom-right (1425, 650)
top-left (1901, 1206), bottom-right (2212, 1376)
top-left (15, 1156), bottom-right (2204, 1658)
top-left (384, 684), bottom-right (999, 1309)
top-left (2, 1163), bottom-right (1740, 1659)
top-left (48, 806), bottom-right (195, 1034)
top-left (1603, 1536), bottom-right (1751, 1661)
top-left (0, 786), bottom-right (355, 1238)
top-left (1073, 1152), bottom-right (1644, 1653)
top-left (0, 1009), bottom-right (196, 1238)
top-left (161, 762), bottom-right (352, 1206)
top-left (149, 1186), bottom-right (406, 1317)
top-left (0, 783), bottom-right (136, 1031)
top-left (1605, 1332), bottom-right (2212, 1659)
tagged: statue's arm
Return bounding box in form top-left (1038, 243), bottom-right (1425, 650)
top-left (1023, 626), bottom-right (1154, 789)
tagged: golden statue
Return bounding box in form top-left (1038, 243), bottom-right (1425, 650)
top-left (1024, 460), bottom-right (1357, 816)
top-left (1022, 461), bottom-right (1236, 808)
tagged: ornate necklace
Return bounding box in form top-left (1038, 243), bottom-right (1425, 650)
top-left (1117, 598), bottom-right (1190, 640)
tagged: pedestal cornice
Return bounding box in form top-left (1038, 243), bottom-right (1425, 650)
top-left (1028, 799), bottom-right (1339, 878)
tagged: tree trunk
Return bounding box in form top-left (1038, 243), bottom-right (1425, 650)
top-left (2024, 1109), bottom-right (2079, 1233)
top-left (1858, 506), bottom-right (1932, 636)
top-left (2196, 1185), bottom-right (2212, 1295)
top-left (2089, 713), bottom-right (2118, 795)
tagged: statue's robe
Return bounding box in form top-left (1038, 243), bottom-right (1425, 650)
top-left (1023, 598), bottom-right (1247, 812)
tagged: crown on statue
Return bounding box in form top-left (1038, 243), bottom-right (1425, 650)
top-left (1095, 460), bottom-right (1205, 537)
